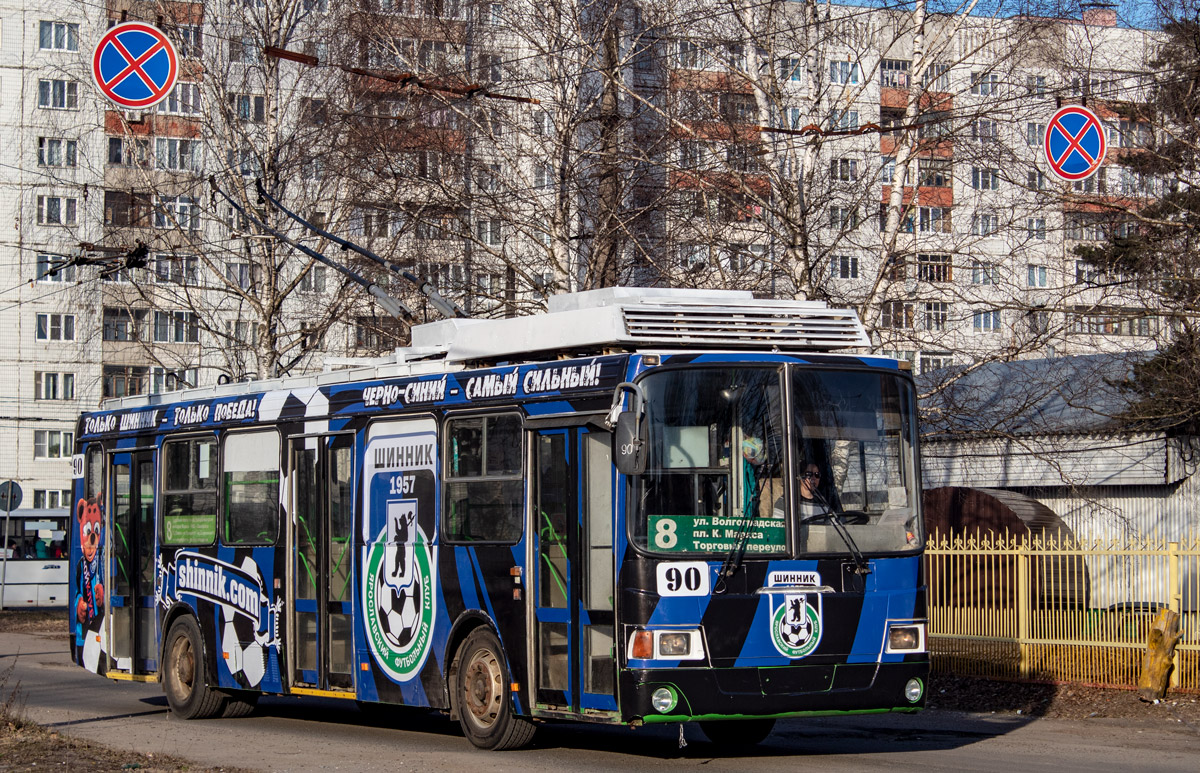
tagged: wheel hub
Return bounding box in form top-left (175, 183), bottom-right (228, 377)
top-left (463, 652), bottom-right (500, 726)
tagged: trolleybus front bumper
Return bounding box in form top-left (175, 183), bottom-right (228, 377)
top-left (620, 660), bottom-right (928, 724)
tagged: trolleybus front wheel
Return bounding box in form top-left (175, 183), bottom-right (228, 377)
top-left (456, 628), bottom-right (536, 750)
top-left (699, 718), bottom-right (776, 747)
top-left (162, 615), bottom-right (227, 719)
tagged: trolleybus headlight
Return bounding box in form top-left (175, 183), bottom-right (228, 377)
top-left (904, 678), bottom-right (924, 703)
top-left (886, 623), bottom-right (925, 653)
top-left (651, 686), bottom-right (678, 713)
top-left (657, 632), bottom-right (691, 657)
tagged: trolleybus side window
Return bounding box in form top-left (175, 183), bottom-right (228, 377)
top-left (444, 413), bottom-right (523, 543)
top-left (85, 445), bottom-right (103, 499)
top-left (160, 436), bottom-right (217, 545)
top-left (222, 430), bottom-right (280, 545)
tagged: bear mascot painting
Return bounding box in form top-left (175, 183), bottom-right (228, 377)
top-left (74, 496), bottom-right (105, 669)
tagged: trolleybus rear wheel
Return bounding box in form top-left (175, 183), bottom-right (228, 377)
top-left (456, 628), bottom-right (536, 750)
top-left (162, 616), bottom-right (227, 719)
top-left (699, 718), bottom-right (776, 746)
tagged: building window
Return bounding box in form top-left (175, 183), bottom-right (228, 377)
top-left (923, 62), bottom-right (950, 91)
top-left (1026, 75), bottom-right (1047, 97)
top-left (108, 137), bottom-right (150, 167)
top-left (151, 367), bottom-right (197, 394)
top-left (154, 254), bottom-right (198, 284)
top-left (37, 195), bottom-right (77, 225)
top-left (103, 365), bottom-right (147, 398)
top-left (33, 489), bottom-right (73, 509)
top-left (38, 138), bottom-right (77, 167)
top-left (33, 430), bottom-right (74, 459)
top-left (226, 262), bottom-right (261, 290)
top-left (919, 352), bottom-right (953, 373)
top-left (36, 254), bottom-right (75, 283)
top-left (917, 253), bottom-right (952, 282)
top-left (1028, 264), bottom-right (1048, 287)
top-left (919, 158), bottom-right (952, 187)
top-left (37, 79), bottom-right (78, 109)
top-left (1118, 120), bottom-right (1153, 149)
top-left (39, 21), bottom-right (79, 51)
top-left (881, 59), bottom-right (910, 89)
top-left (103, 307), bottom-right (148, 341)
top-left (918, 207), bottom-right (951, 233)
top-left (157, 82), bottom-right (202, 115)
top-left (880, 301), bottom-right (914, 329)
top-left (917, 111), bottom-right (951, 138)
top-left (830, 158), bottom-right (857, 182)
top-left (155, 196), bottom-right (200, 230)
top-left (723, 244), bottom-right (765, 274)
top-left (1026, 122), bottom-right (1046, 146)
top-left (104, 190), bottom-right (152, 227)
top-left (154, 311), bottom-right (199, 343)
top-left (478, 53), bottom-right (502, 83)
top-left (780, 58), bottom-right (803, 82)
top-left (829, 60), bottom-right (860, 85)
top-left (1066, 213), bottom-right (1108, 241)
top-left (229, 93), bottom-right (266, 122)
top-left (1073, 168), bottom-right (1108, 194)
top-left (973, 309), bottom-right (1002, 332)
top-left (1076, 261), bottom-right (1104, 285)
top-left (230, 35), bottom-right (261, 64)
top-left (970, 72), bottom-right (999, 95)
top-left (35, 313), bottom-right (74, 341)
top-left (170, 24), bottom-right (202, 58)
top-left (922, 302), bottom-right (949, 331)
top-left (1070, 307), bottom-right (1154, 337)
top-left (971, 260), bottom-right (998, 285)
top-left (1026, 218), bottom-right (1046, 241)
top-left (971, 119), bottom-right (998, 141)
top-left (829, 206), bottom-right (858, 230)
top-left (35, 371), bottom-right (75, 400)
top-left (971, 212), bottom-right (1000, 236)
top-left (155, 138), bottom-right (201, 172)
top-left (832, 254), bottom-right (858, 279)
top-left (299, 265), bottom-right (327, 292)
top-left (354, 315), bottom-right (405, 350)
top-left (1027, 170), bottom-right (1046, 190)
top-left (477, 219), bottom-right (502, 246)
top-left (828, 109), bottom-right (859, 131)
top-left (971, 167), bottom-right (1000, 190)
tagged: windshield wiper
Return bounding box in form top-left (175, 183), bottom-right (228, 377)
top-left (715, 471), bottom-right (767, 592)
top-left (802, 489), bottom-right (871, 575)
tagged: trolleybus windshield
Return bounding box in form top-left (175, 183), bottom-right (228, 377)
top-left (633, 365), bottom-right (920, 557)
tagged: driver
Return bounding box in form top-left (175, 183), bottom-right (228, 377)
top-left (797, 461), bottom-right (830, 520)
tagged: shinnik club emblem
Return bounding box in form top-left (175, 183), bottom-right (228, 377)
top-left (771, 594), bottom-right (822, 658)
top-left (363, 500), bottom-right (435, 682)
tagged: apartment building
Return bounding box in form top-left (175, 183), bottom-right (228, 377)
top-left (0, 1), bottom-right (1166, 502)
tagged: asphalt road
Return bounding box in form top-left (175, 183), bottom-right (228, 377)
top-left (2, 630), bottom-right (1197, 772)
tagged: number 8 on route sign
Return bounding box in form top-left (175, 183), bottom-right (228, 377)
top-left (91, 22), bottom-right (179, 110)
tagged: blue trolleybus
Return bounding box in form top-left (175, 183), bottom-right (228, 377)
top-left (70, 287), bottom-right (926, 749)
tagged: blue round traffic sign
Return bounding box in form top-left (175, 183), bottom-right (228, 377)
top-left (91, 22), bottom-right (178, 110)
top-left (1044, 105), bottom-right (1107, 182)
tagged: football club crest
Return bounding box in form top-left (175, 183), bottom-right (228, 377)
top-left (363, 500), bottom-right (436, 681)
top-left (770, 592), bottom-right (823, 659)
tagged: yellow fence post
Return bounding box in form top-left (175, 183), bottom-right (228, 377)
top-left (1169, 541), bottom-right (1181, 689)
top-left (1017, 536), bottom-right (1031, 679)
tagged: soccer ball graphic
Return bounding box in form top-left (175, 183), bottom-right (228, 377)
top-left (779, 615), bottom-right (813, 649)
top-left (377, 565), bottom-right (422, 650)
top-left (222, 612), bottom-right (266, 687)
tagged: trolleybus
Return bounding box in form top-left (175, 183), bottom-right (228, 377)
top-left (70, 287), bottom-right (927, 749)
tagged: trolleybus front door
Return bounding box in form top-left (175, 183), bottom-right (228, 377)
top-left (108, 449), bottom-right (156, 674)
top-left (289, 434), bottom-right (355, 692)
top-left (532, 426), bottom-right (616, 714)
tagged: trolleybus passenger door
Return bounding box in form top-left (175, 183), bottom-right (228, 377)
top-left (289, 434), bottom-right (355, 692)
top-left (107, 449), bottom-right (157, 674)
top-left (532, 427), bottom-right (616, 714)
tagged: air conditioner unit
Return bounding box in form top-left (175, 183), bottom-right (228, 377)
top-left (124, 110), bottom-right (143, 123)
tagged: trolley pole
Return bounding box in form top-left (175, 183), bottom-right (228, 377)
top-left (0, 480), bottom-right (23, 612)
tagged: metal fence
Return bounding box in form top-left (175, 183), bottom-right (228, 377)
top-left (925, 531), bottom-right (1200, 691)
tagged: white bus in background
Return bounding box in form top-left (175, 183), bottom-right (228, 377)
top-left (1, 508), bottom-right (69, 608)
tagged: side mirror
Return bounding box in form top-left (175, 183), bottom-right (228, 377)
top-left (613, 411), bottom-right (647, 475)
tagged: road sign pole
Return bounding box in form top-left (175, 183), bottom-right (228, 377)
top-left (0, 480), bottom-right (23, 612)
